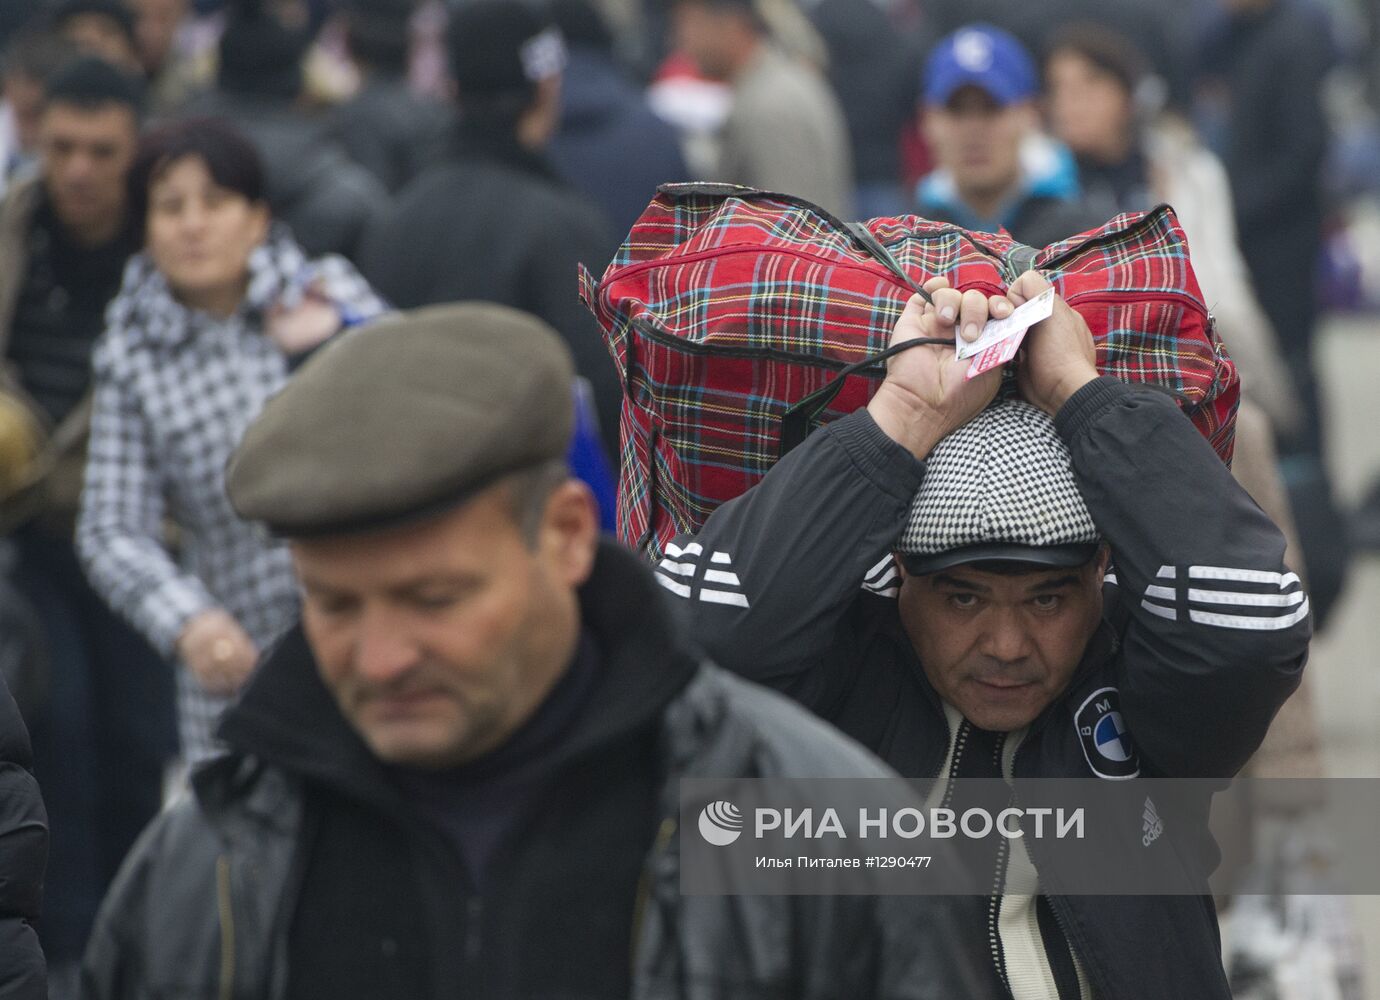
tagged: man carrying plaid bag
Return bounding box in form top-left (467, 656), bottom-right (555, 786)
top-left (657, 271), bottom-right (1310, 999)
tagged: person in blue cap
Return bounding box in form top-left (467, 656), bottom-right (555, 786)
top-left (914, 23), bottom-right (1107, 249)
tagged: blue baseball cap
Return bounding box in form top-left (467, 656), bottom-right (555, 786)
top-left (924, 24), bottom-right (1037, 107)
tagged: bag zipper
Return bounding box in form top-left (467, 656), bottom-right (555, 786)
top-left (1062, 288), bottom-right (1209, 318)
top-left (1034, 203), bottom-right (1177, 267)
top-left (628, 314), bottom-right (893, 372)
top-left (216, 855), bottom-right (236, 1000)
top-left (607, 243), bottom-right (930, 293)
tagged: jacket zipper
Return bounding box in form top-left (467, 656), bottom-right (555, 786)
top-left (216, 855), bottom-right (236, 1000)
top-left (629, 816), bottom-right (678, 980)
top-left (464, 895), bottom-right (483, 974)
top-left (1009, 733), bottom-right (1104, 1000)
top-left (1042, 894), bottom-right (1087, 1000)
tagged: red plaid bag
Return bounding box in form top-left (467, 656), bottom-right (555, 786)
top-left (579, 184), bottom-right (1239, 560)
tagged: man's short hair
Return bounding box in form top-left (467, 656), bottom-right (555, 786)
top-left (342, 0), bottom-right (413, 77)
top-left (51, 0), bottom-right (138, 48)
top-left (41, 54), bottom-right (145, 118)
top-left (505, 459), bottom-right (572, 546)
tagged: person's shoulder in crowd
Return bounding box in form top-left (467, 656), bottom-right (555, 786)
top-left (359, 151), bottom-right (611, 305)
top-left (0, 670), bottom-right (47, 1000)
top-left (331, 77), bottom-right (452, 194)
top-left (547, 47), bottom-right (689, 239)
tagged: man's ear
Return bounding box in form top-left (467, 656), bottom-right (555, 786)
top-left (540, 479), bottom-right (599, 587)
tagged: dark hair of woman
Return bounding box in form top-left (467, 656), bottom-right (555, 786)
top-left (127, 117), bottom-right (266, 238)
top-left (1042, 23), bottom-right (1149, 98)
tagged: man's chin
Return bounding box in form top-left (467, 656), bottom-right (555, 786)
top-left (960, 683), bottom-right (1046, 733)
top-left (358, 720), bottom-right (472, 770)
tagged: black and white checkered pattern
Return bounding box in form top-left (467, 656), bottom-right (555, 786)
top-left (76, 227), bottom-right (387, 763)
top-left (898, 398), bottom-right (1099, 558)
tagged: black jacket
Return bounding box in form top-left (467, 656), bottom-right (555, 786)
top-left (549, 47), bottom-right (689, 243)
top-left (807, 0), bottom-right (919, 188)
top-left (331, 77), bottom-right (451, 195)
top-left (82, 542), bottom-right (985, 1000)
top-left (359, 129), bottom-right (621, 456)
top-left (0, 670), bottom-right (47, 1000)
top-left (1199, 0), bottom-right (1334, 342)
top-left (660, 378), bottom-right (1310, 998)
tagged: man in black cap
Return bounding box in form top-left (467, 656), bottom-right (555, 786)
top-left (656, 274), bottom-right (1311, 997)
top-left (81, 302), bottom-right (981, 999)
top-left (359, 0), bottom-right (620, 455)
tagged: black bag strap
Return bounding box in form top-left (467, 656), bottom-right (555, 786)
top-left (843, 222), bottom-right (934, 304)
top-left (778, 336), bottom-right (949, 457)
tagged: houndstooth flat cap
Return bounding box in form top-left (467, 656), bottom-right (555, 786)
top-left (897, 398), bottom-right (1101, 574)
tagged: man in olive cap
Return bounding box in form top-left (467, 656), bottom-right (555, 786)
top-left (81, 302), bottom-right (982, 998)
top-left (660, 274), bottom-right (1311, 997)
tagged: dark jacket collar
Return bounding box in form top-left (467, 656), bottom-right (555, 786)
top-left (213, 540), bottom-right (697, 810)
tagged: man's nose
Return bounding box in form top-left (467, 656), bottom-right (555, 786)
top-left (66, 152), bottom-right (96, 183)
top-left (980, 608), bottom-right (1034, 664)
top-left (353, 607), bottom-right (418, 683)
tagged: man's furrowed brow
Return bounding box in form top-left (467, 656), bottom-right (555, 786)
top-left (930, 573), bottom-right (991, 593)
top-left (1026, 574), bottom-right (1081, 595)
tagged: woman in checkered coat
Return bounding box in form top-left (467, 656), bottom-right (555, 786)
top-left (76, 120), bottom-right (387, 763)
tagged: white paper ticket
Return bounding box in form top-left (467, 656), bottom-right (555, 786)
top-left (955, 286), bottom-right (1055, 360)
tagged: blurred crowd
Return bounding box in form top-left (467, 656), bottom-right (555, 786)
top-left (0, 0), bottom-right (1375, 995)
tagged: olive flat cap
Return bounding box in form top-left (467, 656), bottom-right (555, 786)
top-left (227, 302), bottom-right (576, 537)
